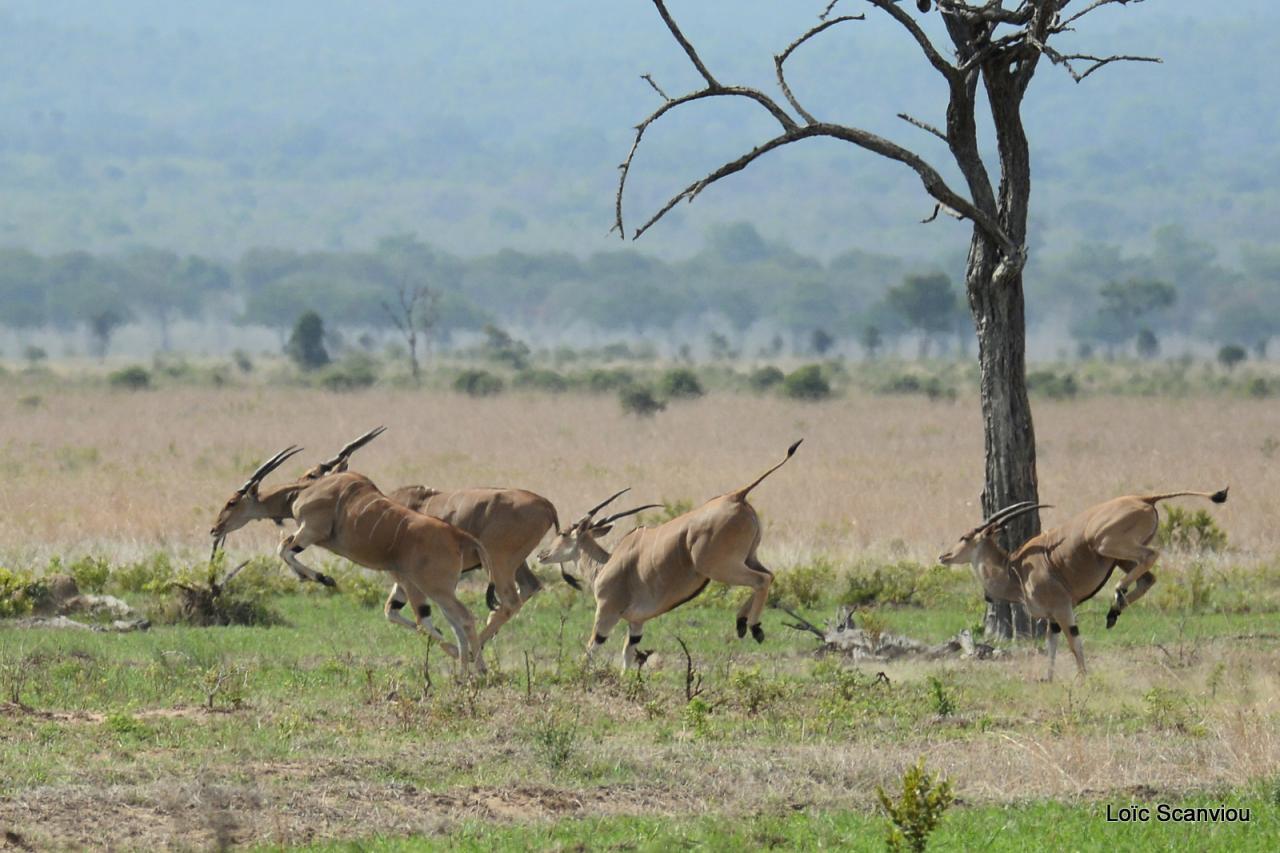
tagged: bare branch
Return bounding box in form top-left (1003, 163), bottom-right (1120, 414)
top-left (613, 85), bottom-right (797, 237)
top-left (651, 0), bottom-right (719, 88)
top-left (630, 121), bottom-right (1016, 254)
top-left (776, 604), bottom-right (826, 640)
top-left (1030, 35), bottom-right (1161, 83)
top-left (775, 15), bottom-right (864, 125)
top-left (921, 201), bottom-right (963, 223)
top-left (640, 73), bottom-right (670, 102)
top-left (936, 1), bottom-right (1034, 26)
top-left (1058, 0), bottom-right (1144, 30)
top-left (897, 111), bottom-right (947, 142)
top-left (819, 0), bottom-right (844, 21)
top-left (864, 0), bottom-right (957, 81)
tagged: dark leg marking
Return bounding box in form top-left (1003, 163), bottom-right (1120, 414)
top-left (1050, 622), bottom-right (1062, 634)
top-left (1068, 625), bottom-right (1080, 637)
top-left (290, 545), bottom-right (305, 553)
top-left (389, 598), bottom-right (406, 611)
top-left (416, 604), bottom-right (431, 620)
top-left (736, 616), bottom-right (748, 638)
top-left (750, 623), bottom-right (765, 644)
top-left (627, 634), bottom-right (643, 646)
top-left (317, 573), bottom-right (337, 588)
top-left (594, 633), bottom-right (608, 646)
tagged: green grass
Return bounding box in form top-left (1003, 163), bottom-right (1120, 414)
top-left (3, 568), bottom-right (1280, 849)
top-left (284, 792), bottom-right (1280, 852)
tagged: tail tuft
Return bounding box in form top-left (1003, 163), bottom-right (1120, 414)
top-left (1211, 487), bottom-right (1229, 504)
top-left (561, 570), bottom-right (583, 591)
top-left (485, 583), bottom-right (498, 611)
top-left (786, 438), bottom-right (803, 457)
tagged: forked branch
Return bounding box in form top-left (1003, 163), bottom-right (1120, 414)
top-left (617, 0), bottom-right (1011, 252)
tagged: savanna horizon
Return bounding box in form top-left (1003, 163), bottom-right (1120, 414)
top-left (0, 387), bottom-right (1266, 568)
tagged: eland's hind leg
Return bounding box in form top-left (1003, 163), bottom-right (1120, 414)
top-left (696, 559), bottom-right (773, 643)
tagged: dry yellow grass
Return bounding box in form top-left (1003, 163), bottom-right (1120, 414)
top-left (0, 388), bottom-right (1273, 566)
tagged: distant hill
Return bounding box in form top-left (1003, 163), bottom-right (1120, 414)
top-left (0, 1), bottom-right (1275, 262)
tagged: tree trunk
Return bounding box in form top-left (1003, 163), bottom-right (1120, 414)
top-left (408, 330), bottom-right (420, 384)
top-left (966, 230), bottom-right (1040, 640)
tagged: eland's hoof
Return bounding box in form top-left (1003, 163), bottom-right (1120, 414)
top-left (736, 616), bottom-right (748, 638)
top-left (750, 623), bottom-right (765, 644)
top-left (1105, 609), bottom-right (1119, 629)
top-left (317, 573), bottom-right (338, 589)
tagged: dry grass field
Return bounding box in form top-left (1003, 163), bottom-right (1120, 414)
top-left (1, 387), bottom-right (1275, 565)
top-left (2, 385), bottom-right (1278, 850)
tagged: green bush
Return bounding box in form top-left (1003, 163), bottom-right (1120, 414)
top-left (1158, 506), bottom-right (1228, 553)
top-left (876, 758), bottom-right (954, 853)
top-left (66, 555), bottom-right (111, 593)
top-left (1026, 369), bottom-right (1079, 399)
top-left (1218, 344), bottom-right (1247, 370)
top-left (770, 558), bottom-right (836, 609)
top-left (453, 369), bottom-right (505, 397)
top-left (877, 373), bottom-right (955, 401)
top-left (513, 368), bottom-right (570, 393)
top-left (113, 553), bottom-right (180, 594)
top-left (108, 365), bottom-right (151, 390)
top-left (0, 567), bottom-right (50, 618)
top-left (531, 719), bottom-right (579, 772)
top-left (619, 385), bottom-right (665, 417)
top-left (840, 561), bottom-right (921, 607)
top-left (748, 365), bottom-right (785, 392)
top-left (318, 353), bottom-right (379, 391)
top-left (575, 367), bottom-right (635, 393)
top-left (286, 311), bottom-right (331, 370)
top-left (658, 367), bottom-right (704, 400)
top-left (927, 676), bottom-right (956, 718)
top-left (782, 365), bottom-right (832, 400)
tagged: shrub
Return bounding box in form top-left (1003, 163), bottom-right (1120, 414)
top-left (840, 561), bottom-right (921, 607)
top-left (164, 564), bottom-right (284, 627)
top-left (1158, 506), bottom-right (1227, 553)
top-left (513, 368), bottom-right (569, 393)
top-left (113, 552), bottom-right (179, 594)
top-left (748, 365), bottom-right (785, 392)
top-left (730, 666), bottom-right (786, 716)
top-left (108, 365), bottom-right (151, 390)
top-left (877, 758), bottom-right (954, 853)
top-left (66, 555), bottom-right (111, 593)
top-left (878, 373), bottom-right (955, 401)
top-left (286, 311), bottom-right (330, 370)
top-left (619, 385), bottom-right (665, 417)
top-left (318, 353), bottom-right (379, 391)
top-left (1217, 344), bottom-right (1247, 371)
top-left (481, 324), bottom-right (531, 369)
top-left (769, 558), bottom-right (836, 609)
top-left (927, 676), bottom-right (956, 718)
top-left (453, 369), bottom-right (504, 397)
top-left (658, 367), bottom-right (704, 400)
top-left (1026, 369), bottom-right (1079, 399)
top-left (782, 364), bottom-right (832, 400)
top-left (576, 367), bottom-right (635, 393)
top-left (0, 567), bottom-right (50, 617)
top-left (531, 719), bottom-right (578, 772)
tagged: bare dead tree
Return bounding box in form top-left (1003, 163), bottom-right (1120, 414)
top-left (381, 281), bottom-right (440, 384)
top-left (614, 0), bottom-right (1158, 638)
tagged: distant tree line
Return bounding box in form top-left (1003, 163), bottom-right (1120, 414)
top-left (2, 223), bottom-right (1279, 360)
